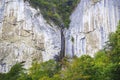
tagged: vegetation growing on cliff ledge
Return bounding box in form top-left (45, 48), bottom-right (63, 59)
top-left (27, 0), bottom-right (80, 28)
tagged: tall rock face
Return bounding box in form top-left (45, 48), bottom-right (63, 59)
top-left (0, 0), bottom-right (61, 72)
top-left (65, 0), bottom-right (120, 57)
top-left (0, 0), bottom-right (120, 73)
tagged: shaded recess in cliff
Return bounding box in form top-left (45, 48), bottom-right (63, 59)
top-left (27, 0), bottom-right (81, 60)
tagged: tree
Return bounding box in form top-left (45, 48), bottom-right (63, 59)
top-left (93, 50), bottom-right (112, 80)
top-left (105, 21), bottom-right (120, 80)
top-left (29, 60), bottom-right (61, 80)
top-left (63, 55), bottom-right (95, 80)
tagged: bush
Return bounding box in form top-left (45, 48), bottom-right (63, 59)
top-left (29, 60), bottom-right (61, 80)
top-left (0, 62), bottom-right (24, 80)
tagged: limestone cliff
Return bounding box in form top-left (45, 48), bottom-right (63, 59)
top-left (0, 0), bottom-right (61, 72)
top-left (0, 0), bottom-right (120, 73)
top-left (65, 0), bottom-right (120, 57)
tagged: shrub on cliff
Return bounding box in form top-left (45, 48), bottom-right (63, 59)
top-left (28, 0), bottom-right (80, 28)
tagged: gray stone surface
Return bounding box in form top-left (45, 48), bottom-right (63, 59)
top-left (65, 0), bottom-right (120, 57)
top-left (0, 0), bottom-right (61, 73)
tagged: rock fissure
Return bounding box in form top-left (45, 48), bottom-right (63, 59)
top-left (60, 28), bottom-right (65, 60)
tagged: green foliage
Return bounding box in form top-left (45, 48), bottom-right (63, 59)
top-left (17, 72), bottom-right (32, 80)
top-left (29, 60), bottom-right (61, 80)
top-left (93, 51), bottom-right (111, 80)
top-left (62, 55), bottom-right (95, 80)
top-left (28, 0), bottom-right (80, 28)
top-left (0, 62), bottom-right (24, 80)
top-left (0, 73), bottom-right (6, 80)
top-left (104, 21), bottom-right (120, 80)
top-left (106, 21), bottom-right (120, 63)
